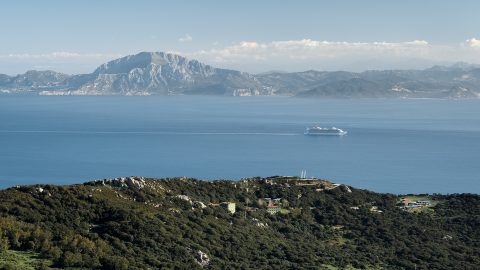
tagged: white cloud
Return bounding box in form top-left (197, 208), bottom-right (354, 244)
top-left (187, 39), bottom-right (480, 72)
top-left (2, 39), bottom-right (480, 74)
top-left (178, 34), bottom-right (193, 43)
top-left (191, 39), bottom-right (431, 62)
top-left (466, 38), bottom-right (480, 48)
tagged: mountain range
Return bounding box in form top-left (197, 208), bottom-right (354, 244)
top-left (1, 51), bottom-right (480, 98)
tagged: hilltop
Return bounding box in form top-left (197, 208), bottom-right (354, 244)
top-left (1, 52), bottom-right (480, 98)
top-left (0, 176), bottom-right (478, 269)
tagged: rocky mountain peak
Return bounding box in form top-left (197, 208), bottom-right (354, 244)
top-left (93, 51), bottom-right (209, 75)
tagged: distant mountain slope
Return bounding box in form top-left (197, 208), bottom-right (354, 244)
top-left (296, 78), bottom-right (393, 98)
top-left (255, 70), bottom-right (358, 95)
top-left (0, 70), bottom-right (69, 93)
top-left (257, 65), bottom-right (480, 98)
top-left (1, 52), bottom-right (480, 98)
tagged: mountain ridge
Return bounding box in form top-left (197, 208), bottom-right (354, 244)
top-left (1, 51), bottom-right (479, 98)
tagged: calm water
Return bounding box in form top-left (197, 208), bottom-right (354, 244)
top-left (0, 96), bottom-right (479, 194)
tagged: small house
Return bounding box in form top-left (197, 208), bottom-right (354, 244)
top-left (399, 199), bottom-right (413, 206)
top-left (266, 199), bottom-right (281, 215)
top-left (416, 200), bottom-right (431, 206)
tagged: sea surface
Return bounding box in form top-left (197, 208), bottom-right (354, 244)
top-left (0, 95), bottom-right (479, 194)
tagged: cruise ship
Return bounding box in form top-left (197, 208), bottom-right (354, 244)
top-left (304, 126), bottom-right (347, 136)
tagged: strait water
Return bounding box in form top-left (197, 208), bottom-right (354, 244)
top-left (0, 96), bottom-right (479, 194)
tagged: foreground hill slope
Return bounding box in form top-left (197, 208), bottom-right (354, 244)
top-left (0, 176), bottom-right (479, 269)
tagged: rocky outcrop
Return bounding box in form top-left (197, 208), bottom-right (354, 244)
top-left (196, 250), bottom-right (210, 267)
top-left (94, 176), bottom-right (146, 189)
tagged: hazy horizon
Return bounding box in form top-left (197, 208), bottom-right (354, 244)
top-left (1, 50), bottom-right (479, 77)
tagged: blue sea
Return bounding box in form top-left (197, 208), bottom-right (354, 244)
top-left (0, 95), bottom-right (479, 194)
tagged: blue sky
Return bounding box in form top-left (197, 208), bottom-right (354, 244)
top-left (1, 0), bottom-right (479, 74)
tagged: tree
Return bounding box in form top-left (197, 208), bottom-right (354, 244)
top-left (0, 229), bottom-right (9, 252)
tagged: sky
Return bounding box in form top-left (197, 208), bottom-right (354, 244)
top-left (1, 0), bottom-right (479, 75)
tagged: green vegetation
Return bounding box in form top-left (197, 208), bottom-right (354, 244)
top-left (0, 250), bottom-right (52, 270)
top-left (0, 176), bottom-right (478, 269)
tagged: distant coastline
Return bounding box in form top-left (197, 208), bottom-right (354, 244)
top-left (1, 51), bottom-right (480, 99)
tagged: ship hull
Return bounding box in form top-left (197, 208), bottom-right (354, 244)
top-left (304, 131), bottom-right (347, 136)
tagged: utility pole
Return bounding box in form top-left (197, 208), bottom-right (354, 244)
top-left (244, 197), bottom-right (249, 219)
